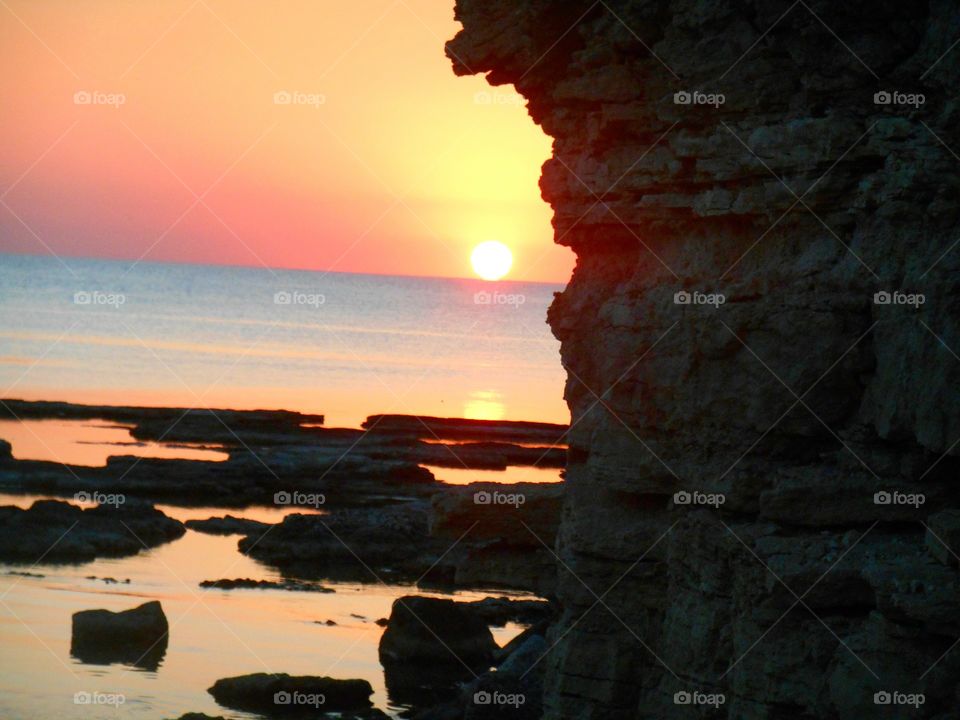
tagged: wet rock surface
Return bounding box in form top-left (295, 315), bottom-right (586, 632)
top-left (449, 0), bottom-right (960, 717)
top-left (0, 500), bottom-right (185, 563)
top-left (71, 600), bottom-right (168, 669)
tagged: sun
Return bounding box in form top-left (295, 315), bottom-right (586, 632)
top-left (471, 241), bottom-right (513, 281)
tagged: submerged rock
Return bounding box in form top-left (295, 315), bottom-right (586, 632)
top-left (71, 600), bottom-right (168, 669)
top-left (0, 500), bottom-right (185, 563)
top-left (185, 515), bottom-right (272, 535)
top-left (208, 673), bottom-right (373, 715)
top-left (199, 578), bottom-right (334, 593)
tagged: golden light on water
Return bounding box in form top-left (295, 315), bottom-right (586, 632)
top-left (470, 240), bottom-right (513, 281)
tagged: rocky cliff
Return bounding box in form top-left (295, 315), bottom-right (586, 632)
top-left (448, 2), bottom-right (960, 718)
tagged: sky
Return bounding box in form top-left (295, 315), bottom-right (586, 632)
top-left (0, 0), bottom-right (573, 283)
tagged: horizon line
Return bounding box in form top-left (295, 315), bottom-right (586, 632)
top-left (0, 249), bottom-right (570, 287)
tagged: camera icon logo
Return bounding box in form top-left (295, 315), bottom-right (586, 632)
top-left (273, 91), bottom-right (292, 105)
top-left (873, 91), bottom-right (892, 105)
top-left (873, 491), bottom-right (891, 505)
top-left (674, 691), bottom-right (692, 705)
top-left (673, 91), bottom-right (691, 105)
top-left (274, 691), bottom-right (292, 705)
top-left (274, 491), bottom-right (292, 505)
top-left (473, 491), bottom-right (492, 505)
top-left (473, 691), bottom-right (492, 705)
top-left (674, 290), bottom-right (691, 305)
top-left (673, 491), bottom-right (692, 505)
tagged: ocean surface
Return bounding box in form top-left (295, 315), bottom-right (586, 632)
top-left (0, 253), bottom-right (568, 428)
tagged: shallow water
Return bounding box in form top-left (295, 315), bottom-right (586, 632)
top-left (0, 419), bottom-right (229, 467)
top-left (0, 494), bottom-right (531, 719)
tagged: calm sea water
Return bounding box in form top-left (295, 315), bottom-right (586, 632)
top-left (0, 254), bottom-right (568, 428)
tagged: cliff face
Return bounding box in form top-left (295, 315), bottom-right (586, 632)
top-left (448, 2), bottom-right (960, 718)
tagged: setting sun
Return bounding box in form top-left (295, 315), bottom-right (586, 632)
top-left (471, 240), bottom-right (513, 281)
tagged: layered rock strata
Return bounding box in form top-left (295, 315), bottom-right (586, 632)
top-left (450, 2), bottom-right (960, 717)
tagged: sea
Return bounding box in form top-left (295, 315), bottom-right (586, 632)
top-left (0, 253), bottom-right (567, 719)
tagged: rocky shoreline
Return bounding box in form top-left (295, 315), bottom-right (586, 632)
top-left (0, 399), bottom-right (566, 718)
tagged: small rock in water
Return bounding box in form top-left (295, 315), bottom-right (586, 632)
top-left (71, 600), bottom-right (168, 669)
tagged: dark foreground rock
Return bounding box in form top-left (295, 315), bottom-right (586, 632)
top-left (200, 578), bottom-right (334, 593)
top-left (0, 500), bottom-right (185, 563)
top-left (71, 600), bottom-right (168, 669)
top-left (380, 595), bottom-right (499, 708)
top-left (410, 630), bottom-right (549, 720)
top-left (379, 596), bottom-right (498, 667)
top-left (208, 673), bottom-right (374, 715)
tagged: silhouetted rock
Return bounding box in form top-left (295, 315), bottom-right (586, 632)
top-left (208, 673), bottom-right (373, 715)
top-left (449, 0), bottom-right (960, 716)
top-left (185, 515), bottom-right (271, 535)
top-left (362, 414), bottom-right (567, 444)
top-left (379, 596), bottom-right (498, 686)
top-left (71, 600), bottom-right (168, 669)
top-left (0, 500), bottom-right (184, 563)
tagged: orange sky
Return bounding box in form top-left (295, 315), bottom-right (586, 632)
top-left (0, 0), bottom-right (573, 282)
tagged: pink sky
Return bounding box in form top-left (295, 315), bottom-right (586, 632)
top-left (0, 0), bottom-right (573, 283)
